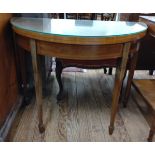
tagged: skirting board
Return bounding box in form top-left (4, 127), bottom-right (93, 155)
top-left (0, 96), bottom-right (23, 142)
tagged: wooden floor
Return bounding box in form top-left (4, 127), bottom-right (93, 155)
top-left (7, 70), bottom-right (155, 142)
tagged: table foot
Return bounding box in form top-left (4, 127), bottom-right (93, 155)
top-left (147, 137), bottom-right (153, 142)
top-left (109, 125), bottom-right (114, 135)
top-left (147, 129), bottom-right (154, 142)
top-left (38, 124), bottom-right (45, 133)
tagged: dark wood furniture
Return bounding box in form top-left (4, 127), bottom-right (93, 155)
top-left (0, 14), bottom-right (14, 125)
top-left (11, 17), bottom-right (147, 135)
top-left (108, 14), bottom-right (155, 75)
top-left (137, 15), bottom-right (155, 75)
top-left (0, 13), bottom-right (21, 141)
top-left (136, 16), bottom-right (155, 141)
top-left (132, 80), bottom-right (155, 141)
top-left (124, 16), bottom-right (155, 141)
top-left (124, 16), bottom-right (155, 106)
top-left (121, 14), bottom-right (155, 74)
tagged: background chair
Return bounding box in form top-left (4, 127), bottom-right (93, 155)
top-left (49, 13), bottom-right (117, 100)
top-left (55, 42), bottom-right (138, 101)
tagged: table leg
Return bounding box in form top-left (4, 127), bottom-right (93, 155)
top-left (123, 52), bottom-right (139, 107)
top-left (109, 42), bottom-right (131, 135)
top-left (30, 39), bottom-right (45, 133)
top-left (147, 112), bottom-right (155, 142)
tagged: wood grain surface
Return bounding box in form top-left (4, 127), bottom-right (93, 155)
top-left (0, 13), bottom-right (19, 127)
top-left (7, 70), bottom-right (154, 142)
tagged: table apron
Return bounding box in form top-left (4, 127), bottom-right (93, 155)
top-left (15, 34), bottom-right (130, 60)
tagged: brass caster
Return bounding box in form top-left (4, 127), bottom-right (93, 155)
top-left (109, 126), bottom-right (114, 135)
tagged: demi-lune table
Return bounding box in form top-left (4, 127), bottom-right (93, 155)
top-left (11, 17), bottom-right (147, 135)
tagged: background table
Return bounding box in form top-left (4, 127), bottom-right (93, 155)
top-left (129, 16), bottom-right (155, 141)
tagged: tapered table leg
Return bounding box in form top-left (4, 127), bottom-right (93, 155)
top-left (30, 39), bottom-right (45, 133)
top-left (123, 43), bottom-right (140, 107)
top-left (109, 42), bottom-right (131, 135)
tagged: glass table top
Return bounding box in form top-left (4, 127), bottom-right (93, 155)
top-left (11, 17), bottom-right (147, 38)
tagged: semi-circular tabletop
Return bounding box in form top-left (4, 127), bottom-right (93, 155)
top-left (10, 17), bottom-right (148, 135)
top-left (11, 17), bottom-right (147, 45)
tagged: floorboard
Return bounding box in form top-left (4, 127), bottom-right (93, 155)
top-left (7, 70), bottom-right (154, 142)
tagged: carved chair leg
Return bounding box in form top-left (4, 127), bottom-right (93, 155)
top-left (108, 68), bottom-right (113, 75)
top-left (56, 59), bottom-right (64, 101)
top-left (47, 58), bottom-right (53, 79)
top-left (104, 68), bottom-right (107, 74)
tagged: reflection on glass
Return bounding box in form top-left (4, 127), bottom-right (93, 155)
top-left (11, 17), bottom-right (147, 38)
top-left (75, 20), bottom-right (93, 27)
top-left (125, 22), bottom-right (136, 26)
